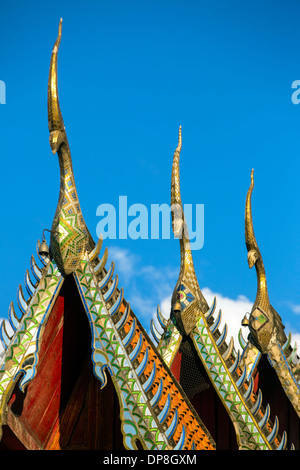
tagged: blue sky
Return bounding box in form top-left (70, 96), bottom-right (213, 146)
top-left (1, 0), bottom-right (300, 351)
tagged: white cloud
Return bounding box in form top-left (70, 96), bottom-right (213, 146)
top-left (292, 333), bottom-right (300, 348)
top-left (198, 288), bottom-right (300, 353)
top-left (160, 295), bottom-right (172, 320)
top-left (202, 287), bottom-right (253, 352)
top-left (108, 246), bottom-right (140, 280)
top-left (288, 303), bottom-right (300, 315)
top-left (149, 287), bottom-right (252, 350)
top-left (2, 245), bottom-right (299, 368)
top-left (108, 246), bottom-right (300, 354)
top-left (107, 245), bottom-right (176, 329)
top-left (0, 319), bottom-right (6, 362)
top-left (0, 318), bottom-right (15, 363)
top-left (151, 287), bottom-right (300, 357)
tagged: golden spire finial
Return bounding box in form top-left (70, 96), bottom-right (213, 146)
top-left (170, 127), bottom-right (208, 315)
top-left (47, 19), bottom-right (93, 275)
top-left (48, 18), bottom-right (64, 138)
top-left (171, 125), bottom-right (182, 207)
top-left (245, 169), bottom-right (259, 256)
top-left (171, 126), bottom-right (196, 283)
top-left (245, 169), bottom-right (269, 310)
top-left (244, 169), bottom-right (287, 351)
top-left (171, 126), bottom-right (184, 238)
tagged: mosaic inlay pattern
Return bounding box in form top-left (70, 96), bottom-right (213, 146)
top-left (0, 18), bottom-right (298, 452)
top-left (242, 169), bottom-right (300, 417)
top-left (0, 259), bottom-right (63, 438)
top-left (73, 255), bottom-right (216, 450)
top-left (153, 128), bottom-right (291, 450)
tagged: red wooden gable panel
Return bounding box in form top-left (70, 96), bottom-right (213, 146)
top-left (255, 354), bottom-right (300, 450)
top-left (1, 276), bottom-right (124, 450)
top-left (170, 337), bottom-right (238, 450)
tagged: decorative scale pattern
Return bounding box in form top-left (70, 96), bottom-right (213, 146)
top-left (48, 19), bottom-right (93, 276)
top-left (192, 314), bottom-right (283, 450)
top-left (242, 169), bottom-right (300, 417)
top-left (0, 18), bottom-right (297, 452)
top-left (74, 255), bottom-right (216, 451)
top-left (154, 128), bottom-right (291, 450)
top-left (0, 258), bottom-right (63, 439)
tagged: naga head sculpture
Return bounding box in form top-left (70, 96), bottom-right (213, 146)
top-left (244, 169), bottom-right (286, 352)
top-left (247, 249), bottom-right (259, 269)
top-left (170, 127), bottom-right (208, 335)
top-left (47, 19), bottom-right (94, 275)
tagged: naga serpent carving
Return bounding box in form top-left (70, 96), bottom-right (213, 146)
top-left (48, 18), bottom-right (94, 276)
top-left (153, 129), bottom-right (290, 449)
top-left (244, 169), bottom-right (286, 351)
top-left (241, 169), bottom-right (300, 416)
top-left (170, 126), bottom-right (209, 321)
top-left (47, 20), bottom-right (216, 450)
top-left (0, 18), bottom-right (297, 449)
top-left (0, 20), bottom-right (217, 451)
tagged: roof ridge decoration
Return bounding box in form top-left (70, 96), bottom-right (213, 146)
top-left (240, 169), bottom-right (300, 417)
top-left (170, 126), bottom-right (209, 320)
top-left (48, 18), bottom-right (94, 276)
top-left (152, 128), bottom-right (291, 449)
top-left (0, 247), bottom-right (64, 441)
top-left (0, 19), bottom-right (297, 450)
top-left (0, 19), bottom-right (217, 451)
top-left (74, 246), bottom-right (215, 450)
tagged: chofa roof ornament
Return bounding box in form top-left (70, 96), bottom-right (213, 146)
top-left (244, 169), bottom-right (286, 352)
top-left (48, 19), bottom-right (94, 276)
top-left (170, 126), bottom-right (208, 334)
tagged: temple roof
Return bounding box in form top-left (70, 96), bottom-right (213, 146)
top-left (0, 20), bottom-right (215, 451)
top-left (153, 126), bottom-right (300, 449)
top-left (0, 19), bottom-right (299, 451)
